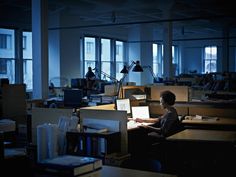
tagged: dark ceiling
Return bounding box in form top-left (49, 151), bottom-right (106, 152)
top-left (0, 0), bottom-right (235, 38)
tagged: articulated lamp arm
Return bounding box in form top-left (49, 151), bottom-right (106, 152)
top-left (93, 68), bottom-right (118, 83)
top-left (143, 65), bottom-right (158, 82)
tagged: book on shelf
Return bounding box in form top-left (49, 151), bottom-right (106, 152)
top-left (38, 155), bottom-right (102, 176)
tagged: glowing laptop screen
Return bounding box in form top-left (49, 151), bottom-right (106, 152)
top-left (116, 98), bottom-right (131, 114)
top-left (131, 106), bottom-right (150, 119)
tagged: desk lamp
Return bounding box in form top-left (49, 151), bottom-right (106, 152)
top-left (142, 65), bottom-right (158, 83)
top-left (118, 60), bottom-right (143, 98)
top-left (93, 68), bottom-right (118, 83)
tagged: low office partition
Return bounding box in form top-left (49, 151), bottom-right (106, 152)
top-left (79, 108), bottom-right (128, 154)
top-left (150, 85), bottom-right (189, 102)
top-left (31, 107), bottom-right (73, 144)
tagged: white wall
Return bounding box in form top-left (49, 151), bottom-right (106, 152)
top-left (127, 26), bottom-right (142, 85)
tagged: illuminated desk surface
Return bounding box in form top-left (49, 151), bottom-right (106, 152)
top-left (166, 129), bottom-right (236, 143)
top-left (127, 120), bottom-right (153, 130)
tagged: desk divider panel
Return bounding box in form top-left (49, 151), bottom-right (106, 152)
top-left (148, 103), bottom-right (188, 117)
top-left (80, 109), bottom-right (128, 154)
top-left (80, 104), bottom-right (115, 110)
top-left (189, 107), bottom-right (236, 118)
top-left (1, 84), bottom-right (27, 124)
top-left (151, 85), bottom-right (189, 102)
top-left (31, 108), bottom-right (73, 144)
top-left (121, 86), bottom-right (146, 99)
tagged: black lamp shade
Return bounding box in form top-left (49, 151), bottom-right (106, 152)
top-left (120, 65), bottom-right (129, 74)
top-left (132, 61), bottom-right (143, 72)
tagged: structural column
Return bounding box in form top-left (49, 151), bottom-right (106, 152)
top-left (32, 0), bottom-right (49, 99)
top-left (163, 21), bottom-right (173, 79)
top-left (15, 29), bottom-right (23, 84)
top-left (221, 25), bottom-right (229, 72)
top-left (162, 1), bottom-right (174, 79)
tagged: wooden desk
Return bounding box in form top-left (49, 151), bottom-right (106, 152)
top-left (33, 165), bottom-right (177, 177)
top-left (101, 165), bottom-right (177, 177)
top-left (182, 117), bottom-right (236, 130)
top-left (127, 120), bottom-right (154, 156)
top-left (164, 129), bottom-right (236, 176)
top-left (166, 129), bottom-right (236, 143)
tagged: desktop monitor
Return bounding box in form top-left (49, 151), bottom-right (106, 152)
top-left (71, 78), bottom-right (87, 89)
top-left (71, 78), bottom-right (80, 88)
top-left (63, 89), bottom-right (83, 108)
top-left (131, 106), bottom-right (150, 119)
top-left (115, 98), bottom-right (131, 114)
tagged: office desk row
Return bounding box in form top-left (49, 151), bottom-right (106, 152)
top-left (164, 129), bottom-right (236, 176)
top-left (182, 116), bottom-right (236, 130)
top-left (167, 129), bottom-right (236, 143)
top-left (146, 100), bottom-right (236, 119)
top-left (33, 165), bottom-right (177, 177)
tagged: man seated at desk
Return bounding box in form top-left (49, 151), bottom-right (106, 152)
top-left (133, 90), bottom-right (183, 139)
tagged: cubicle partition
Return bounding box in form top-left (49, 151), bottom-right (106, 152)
top-left (188, 106), bottom-right (236, 118)
top-left (148, 102), bottom-right (189, 117)
top-left (80, 108), bottom-right (128, 154)
top-left (150, 85), bottom-right (189, 101)
top-left (1, 84), bottom-right (27, 124)
top-left (31, 108), bottom-right (73, 144)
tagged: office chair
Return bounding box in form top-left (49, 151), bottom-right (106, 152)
top-left (147, 120), bottom-right (185, 161)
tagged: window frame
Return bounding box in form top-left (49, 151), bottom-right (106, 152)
top-left (203, 46), bottom-right (217, 73)
top-left (83, 36), bottom-right (126, 82)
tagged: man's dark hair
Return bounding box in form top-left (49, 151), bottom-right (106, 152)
top-left (160, 90), bottom-right (176, 106)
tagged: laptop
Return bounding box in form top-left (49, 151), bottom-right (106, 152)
top-left (115, 98), bottom-right (132, 117)
top-left (131, 106), bottom-right (150, 119)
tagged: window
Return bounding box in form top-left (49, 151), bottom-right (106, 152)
top-left (83, 37), bottom-right (125, 82)
top-left (172, 46), bottom-right (179, 76)
top-left (0, 34), bottom-right (12, 49)
top-left (153, 44), bottom-right (179, 78)
top-left (22, 36), bottom-right (27, 50)
top-left (86, 41), bottom-right (93, 54)
top-left (84, 37), bottom-right (96, 76)
top-left (23, 31), bottom-right (32, 90)
top-left (0, 28), bottom-right (32, 90)
top-left (101, 38), bottom-right (111, 81)
top-left (204, 46), bottom-right (217, 73)
top-left (0, 59), bottom-right (7, 74)
top-left (153, 43), bottom-right (163, 78)
top-left (0, 28), bottom-right (15, 84)
top-left (116, 44), bottom-right (121, 55)
top-left (115, 41), bottom-right (125, 81)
